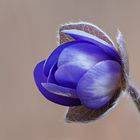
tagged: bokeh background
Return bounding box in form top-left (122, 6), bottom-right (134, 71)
top-left (1, 0), bottom-right (140, 140)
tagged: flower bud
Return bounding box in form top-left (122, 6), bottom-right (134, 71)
top-left (33, 22), bottom-right (129, 122)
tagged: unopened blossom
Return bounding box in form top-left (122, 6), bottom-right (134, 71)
top-left (33, 22), bottom-right (135, 122)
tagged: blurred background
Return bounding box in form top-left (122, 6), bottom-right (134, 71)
top-left (1, 0), bottom-right (140, 140)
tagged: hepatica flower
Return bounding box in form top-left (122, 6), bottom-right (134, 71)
top-left (33, 22), bottom-right (139, 122)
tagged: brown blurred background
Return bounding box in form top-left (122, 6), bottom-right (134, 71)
top-left (1, 0), bottom-right (140, 140)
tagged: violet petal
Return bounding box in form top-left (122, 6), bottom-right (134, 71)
top-left (58, 42), bottom-right (111, 68)
top-left (47, 63), bottom-right (57, 83)
top-left (62, 29), bottom-right (121, 63)
top-left (43, 40), bottom-right (89, 77)
top-left (33, 60), bottom-right (81, 106)
top-left (77, 60), bottom-right (122, 109)
top-left (55, 61), bottom-right (88, 89)
top-left (42, 83), bottom-right (78, 98)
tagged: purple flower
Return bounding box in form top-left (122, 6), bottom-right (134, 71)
top-left (33, 22), bottom-right (128, 122)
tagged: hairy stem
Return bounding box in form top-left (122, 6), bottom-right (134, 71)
top-left (128, 83), bottom-right (140, 112)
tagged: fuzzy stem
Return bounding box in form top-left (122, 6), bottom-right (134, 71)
top-left (128, 83), bottom-right (140, 112)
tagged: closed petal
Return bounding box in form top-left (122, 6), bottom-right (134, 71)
top-left (62, 29), bottom-right (113, 48)
top-left (55, 61), bottom-right (88, 89)
top-left (77, 60), bottom-right (122, 109)
top-left (58, 41), bottom-right (111, 68)
top-left (33, 59), bottom-right (81, 106)
top-left (47, 63), bottom-right (57, 83)
top-left (62, 29), bottom-right (121, 63)
top-left (42, 83), bottom-right (78, 98)
top-left (65, 86), bottom-right (121, 123)
top-left (43, 40), bottom-right (85, 77)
